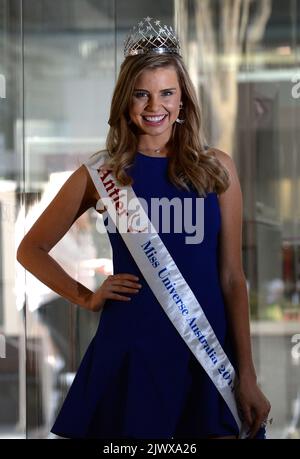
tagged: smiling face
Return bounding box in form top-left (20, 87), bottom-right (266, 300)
top-left (128, 66), bottom-right (182, 148)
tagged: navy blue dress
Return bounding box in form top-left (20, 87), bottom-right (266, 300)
top-left (51, 150), bottom-right (266, 439)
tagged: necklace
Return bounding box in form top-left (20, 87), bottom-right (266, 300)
top-left (137, 145), bottom-right (168, 157)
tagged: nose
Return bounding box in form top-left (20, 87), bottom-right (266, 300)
top-left (145, 96), bottom-right (162, 112)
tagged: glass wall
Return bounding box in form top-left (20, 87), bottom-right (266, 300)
top-left (0, 0), bottom-right (299, 439)
top-left (21, 0), bottom-right (116, 438)
top-left (0, 0), bottom-right (25, 439)
top-left (183, 0), bottom-right (300, 439)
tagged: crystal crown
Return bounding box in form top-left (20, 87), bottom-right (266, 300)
top-left (123, 16), bottom-right (181, 58)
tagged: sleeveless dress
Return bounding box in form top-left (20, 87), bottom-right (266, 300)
top-left (50, 150), bottom-right (266, 439)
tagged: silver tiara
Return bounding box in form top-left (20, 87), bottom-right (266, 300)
top-left (123, 16), bottom-right (181, 58)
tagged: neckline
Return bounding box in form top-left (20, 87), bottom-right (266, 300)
top-left (137, 151), bottom-right (169, 159)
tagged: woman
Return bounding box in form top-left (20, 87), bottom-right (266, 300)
top-left (17, 17), bottom-right (271, 439)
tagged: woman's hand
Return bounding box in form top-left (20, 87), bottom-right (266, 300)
top-left (235, 375), bottom-right (271, 439)
top-left (87, 273), bottom-right (142, 312)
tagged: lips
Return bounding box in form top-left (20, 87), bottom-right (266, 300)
top-left (142, 114), bottom-right (168, 125)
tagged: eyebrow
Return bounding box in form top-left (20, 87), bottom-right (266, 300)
top-left (133, 88), bottom-right (177, 92)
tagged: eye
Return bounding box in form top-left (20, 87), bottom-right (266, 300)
top-left (134, 92), bottom-right (148, 98)
top-left (133, 91), bottom-right (174, 98)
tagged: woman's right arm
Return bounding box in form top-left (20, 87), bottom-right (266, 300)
top-left (16, 164), bottom-right (100, 310)
top-left (17, 164), bottom-right (142, 311)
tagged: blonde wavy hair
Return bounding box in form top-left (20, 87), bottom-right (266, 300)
top-left (91, 52), bottom-right (230, 197)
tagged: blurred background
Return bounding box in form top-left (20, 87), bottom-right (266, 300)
top-left (0, 0), bottom-right (299, 439)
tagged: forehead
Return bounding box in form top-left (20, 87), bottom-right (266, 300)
top-left (134, 66), bottom-right (180, 87)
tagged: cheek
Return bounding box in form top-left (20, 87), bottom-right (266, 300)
top-left (130, 101), bottom-right (143, 116)
top-left (167, 99), bottom-right (181, 112)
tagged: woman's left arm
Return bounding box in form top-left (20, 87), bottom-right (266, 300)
top-left (212, 148), bottom-right (271, 438)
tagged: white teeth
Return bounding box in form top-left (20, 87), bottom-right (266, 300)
top-left (143, 115), bottom-right (166, 122)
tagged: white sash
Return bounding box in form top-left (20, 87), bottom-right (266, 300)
top-left (83, 150), bottom-right (248, 439)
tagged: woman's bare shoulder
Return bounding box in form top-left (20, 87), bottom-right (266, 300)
top-left (205, 147), bottom-right (238, 201)
top-left (76, 164), bottom-right (95, 202)
top-left (79, 162), bottom-right (106, 213)
top-left (206, 147), bottom-right (233, 167)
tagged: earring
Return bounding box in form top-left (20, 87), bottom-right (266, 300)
top-left (176, 102), bottom-right (185, 124)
